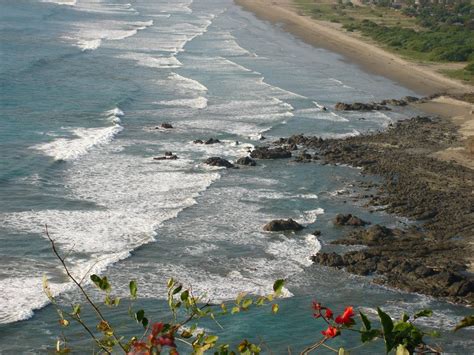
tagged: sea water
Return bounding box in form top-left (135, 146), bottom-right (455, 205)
top-left (0, 0), bottom-right (472, 353)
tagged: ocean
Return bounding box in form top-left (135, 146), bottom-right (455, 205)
top-left (0, 0), bottom-right (472, 353)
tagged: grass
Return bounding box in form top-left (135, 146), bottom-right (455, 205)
top-left (293, 0), bottom-right (474, 84)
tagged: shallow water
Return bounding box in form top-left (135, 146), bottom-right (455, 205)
top-left (0, 0), bottom-right (472, 352)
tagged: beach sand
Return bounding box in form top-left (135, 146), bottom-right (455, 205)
top-left (235, 0), bottom-right (474, 170)
top-left (235, 0), bottom-right (472, 96)
top-left (235, 0), bottom-right (474, 284)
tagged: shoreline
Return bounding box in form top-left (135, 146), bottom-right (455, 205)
top-left (235, 0), bottom-right (472, 96)
top-left (257, 111), bottom-right (474, 305)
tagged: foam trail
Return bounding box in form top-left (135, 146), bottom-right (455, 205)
top-left (169, 73), bottom-right (208, 92)
top-left (157, 97), bottom-right (208, 109)
top-left (34, 125), bottom-right (123, 161)
top-left (105, 107), bottom-right (124, 124)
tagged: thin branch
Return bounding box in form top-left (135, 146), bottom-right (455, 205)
top-left (45, 225), bottom-right (127, 353)
top-left (300, 338), bottom-right (328, 355)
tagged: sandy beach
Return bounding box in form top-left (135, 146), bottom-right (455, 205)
top-left (235, 0), bottom-right (474, 170)
top-left (235, 0), bottom-right (472, 96)
top-left (236, 0), bottom-right (474, 303)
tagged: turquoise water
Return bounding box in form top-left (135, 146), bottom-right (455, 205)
top-left (0, 0), bottom-right (472, 353)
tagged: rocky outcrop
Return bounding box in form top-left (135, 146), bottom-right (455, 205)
top-left (236, 156), bottom-right (257, 166)
top-left (271, 112), bottom-right (474, 305)
top-left (154, 151), bottom-right (178, 160)
top-left (250, 146), bottom-right (291, 159)
top-left (194, 138), bottom-right (221, 145)
top-left (333, 214), bottom-right (369, 227)
top-left (159, 123), bottom-right (174, 129)
top-left (204, 157), bottom-right (235, 168)
top-left (263, 218), bottom-right (304, 232)
top-left (335, 102), bottom-right (391, 111)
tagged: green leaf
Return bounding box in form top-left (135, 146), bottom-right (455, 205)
top-left (272, 304), bottom-right (279, 314)
top-left (242, 299), bottom-right (252, 309)
top-left (204, 335), bottom-right (218, 344)
top-left (360, 329), bottom-right (381, 343)
top-left (338, 348), bottom-right (349, 355)
top-left (129, 280), bottom-right (137, 299)
top-left (181, 290), bottom-right (189, 301)
top-left (377, 307), bottom-right (395, 353)
top-left (141, 317), bottom-right (148, 328)
top-left (272, 279), bottom-right (285, 295)
top-left (395, 344), bottom-right (410, 355)
top-left (235, 292), bottom-right (246, 306)
top-left (401, 313), bottom-right (409, 322)
top-left (454, 315), bottom-right (474, 332)
top-left (167, 278), bottom-right (175, 289)
top-left (172, 285), bottom-right (183, 295)
top-left (136, 309), bottom-right (145, 322)
top-left (231, 306), bottom-right (240, 314)
top-left (414, 309), bottom-right (432, 319)
top-left (90, 274), bottom-right (101, 287)
top-left (181, 330), bottom-right (193, 338)
top-left (72, 304), bottom-right (81, 316)
top-left (360, 311), bottom-right (371, 330)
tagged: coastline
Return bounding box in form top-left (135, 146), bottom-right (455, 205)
top-left (234, 0), bottom-right (474, 304)
top-left (234, 0), bottom-right (472, 96)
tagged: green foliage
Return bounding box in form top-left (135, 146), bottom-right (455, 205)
top-left (351, 20), bottom-right (474, 62)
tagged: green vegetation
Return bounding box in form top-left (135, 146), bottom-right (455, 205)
top-left (294, 0), bottom-right (474, 83)
top-left (43, 228), bottom-right (474, 354)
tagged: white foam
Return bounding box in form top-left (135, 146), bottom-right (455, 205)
top-left (169, 73), bottom-right (208, 92)
top-left (41, 0), bottom-right (76, 5)
top-left (266, 234), bottom-right (321, 267)
top-left (156, 97), bottom-right (208, 109)
top-left (77, 39), bottom-right (102, 51)
top-left (325, 129), bottom-right (361, 139)
top-left (2, 144), bottom-right (221, 323)
top-left (118, 52), bottom-right (182, 68)
top-left (297, 208), bottom-right (325, 224)
top-left (105, 107), bottom-right (124, 124)
top-left (34, 124), bottom-right (123, 161)
top-left (64, 20), bottom-right (154, 51)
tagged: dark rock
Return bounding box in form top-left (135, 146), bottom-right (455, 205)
top-left (250, 147), bottom-right (291, 159)
top-left (333, 214), bottom-right (369, 227)
top-left (312, 252), bottom-right (344, 267)
top-left (204, 157), bottom-right (234, 168)
top-left (263, 218), bottom-right (304, 232)
top-left (193, 139), bottom-right (204, 144)
top-left (205, 138), bottom-right (221, 145)
top-left (312, 230), bottom-right (321, 236)
top-left (334, 102), bottom-right (391, 111)
top-left (236, 156), bottom-right (257, 166)
top-left (160, 123), bottom-right (173, 129)
top-left (403, 96), bottom-right (420, 103)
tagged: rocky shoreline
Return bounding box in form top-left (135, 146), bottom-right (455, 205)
top-left (253, 109), bottom-right (474, 305)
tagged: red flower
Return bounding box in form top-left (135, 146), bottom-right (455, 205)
top-left (151, 322), bottom-right (164, 336)
top-left (335, 306), bottom-right (355, 325)
top-left (312, 301), bottom-right (321, 311)
top-left (158, 336), bottom-right (176, 347)
top-left (321, 326), bottom-right (339, 338)
top-left (325, 308), bottom-right (333, 319)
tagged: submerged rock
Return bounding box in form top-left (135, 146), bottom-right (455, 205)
top-left (236, 156), bottom-right (257, 166)
top-left (204, 157), bottom-right (235, 168)
top-left (263, 218), bottom-right (304, 232)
